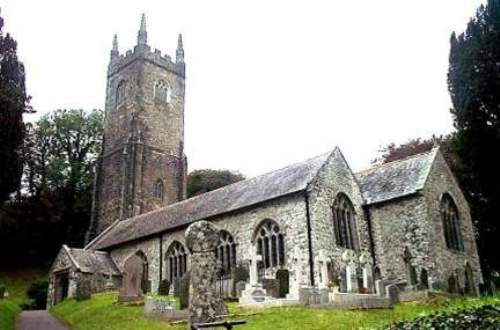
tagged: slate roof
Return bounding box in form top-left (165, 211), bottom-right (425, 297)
top-left (355, 148), bottom-right (438, 205)
top-left (64, 245), bottom-right (120, 275)
top-left (89, 150), bottom-right (334, 250)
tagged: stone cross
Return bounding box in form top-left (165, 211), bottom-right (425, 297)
top-left (315, 250), bottom-right (329, 289)
top-left (345, 264), bottom-right (353, 292)
top-left (247, 248), bottom-right (262, 286)
top-left (185, 220), bottom-right (227, 326)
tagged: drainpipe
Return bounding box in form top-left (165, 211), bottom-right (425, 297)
top-left (304, 191), bottom-right (315, 287)
top-left (363, 205), bottom-right (377, 266)
top-left (159, 234), bottom-right (163, 287)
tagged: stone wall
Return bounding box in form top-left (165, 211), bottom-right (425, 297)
top-left (369, 195), bottom-right (430, 284)
top-left (110, 237), bottom-right (161, 292)
top-left (422, 151), bottom-right (482, 292)
top-left (308, 148), bottom-right (373, 287)
top-left (109, 193), bottom-right (311, 293)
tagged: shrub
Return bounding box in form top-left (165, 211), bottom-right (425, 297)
top-left (0, 284), bottom-right (5, 299)
top-left (384, 304), bottom-right (500, 330)
top-left (158, 280), bottom-right (170, 296)
top-left (26, 280), bottom-right (48, 309)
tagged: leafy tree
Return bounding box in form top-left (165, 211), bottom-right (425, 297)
top-left (0, 109), bottom-right (103, 266)
top-left (448, 1), bottom-right (500, 274)
top-left (0, 11), bottom-right (31, 204)
top-left (373, 136), bottom-right (443, 164)
top-left (187, 169), bottom-right (245, 198)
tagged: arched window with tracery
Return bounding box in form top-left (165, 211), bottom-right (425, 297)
top-left (154, 80), bottom-right (171, 103)
top-left (332, 193), bottom-right (358, 250)
top-left (116, 80), bottom-right (126, 105)
top-left (153, 179), bottom-right (164, 201)
top-left (254, 219), bottom-right (285, 269)
top-left (215, 230), bottom-right (237, 275)
top-left (166, 241), bottom-right (187, 282)
top-left (441, 193), bottom-right (463, 251)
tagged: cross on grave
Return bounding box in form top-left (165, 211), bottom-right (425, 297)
top-left (247, 248), bottom-right (262, 286)
top-left (315, 250), bottom-right (330, 289)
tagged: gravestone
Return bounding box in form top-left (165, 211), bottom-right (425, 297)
top-left (262, 279), bottom-right (279, 298)
top-left (173, 278), bottom-right (181, 297)
top-left (158, 279), bottom-right (170, 296)
top-left (119, 253), bottom-right (144, 302)
top-left (276, 269), bottom-right (289, 298)
top-left (185, 220), bottom-right (227, 326)
top-left (375, 279), bottom-right (385, 296)
top-left (239, 247), bottom-right (271, 306)
top-left (386, 284), bottom-right (399, 304)
top-left (316, 250), bottom-right (329, 289)
top-left (179, 271), bottom-right (191, 309)
top-left (235, 281), bottom-right (247, 298)
top-left (286, 246), bottom-right (308, 301)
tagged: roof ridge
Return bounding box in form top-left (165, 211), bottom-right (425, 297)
top-left (356, 148), bottom-right (436, 175)
top-left (114, 150), bottom-right (333, 224)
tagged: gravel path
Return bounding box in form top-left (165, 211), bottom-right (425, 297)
top-left (16, 310), bottom-right (69, 330)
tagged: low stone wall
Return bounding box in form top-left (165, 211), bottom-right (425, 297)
top-left (314, 292), bottom-right (392, 309)
top-left (144, 297), bottom-right (188, 321)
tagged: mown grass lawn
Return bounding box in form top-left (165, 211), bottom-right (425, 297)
top-left (0, 267), bottom-right (47, 330)
top-left (51, 291), bottom-right (500, 330)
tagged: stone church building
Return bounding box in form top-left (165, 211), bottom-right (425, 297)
top-left (47, 16), bottom-right (482, 307)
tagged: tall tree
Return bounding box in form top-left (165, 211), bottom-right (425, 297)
top-left (448, 1), bottom-right (500, 274)
top-left (0, 11), bottom-right (31, 204)
top-left (0, 109), bottom-right (103, 266)
top-left (187, 169), bottom-right (245, 198)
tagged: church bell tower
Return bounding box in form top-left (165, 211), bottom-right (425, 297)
top-left (86, 14), bottom-right (187, 242)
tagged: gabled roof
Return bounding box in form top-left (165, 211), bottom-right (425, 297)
top-left (89, 150), bottom-right (334, 250)
top-left (55, 245), bottom-right (120, 275)
top-left (355, 147), bottom-right (438, 205)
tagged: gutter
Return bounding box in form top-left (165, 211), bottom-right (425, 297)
top-left (304, 191), bottom-right (315, 287)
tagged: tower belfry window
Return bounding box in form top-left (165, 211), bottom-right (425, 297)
top-left (155, 80), bottom-right (171, 103)
top-left (116, 80), bottom-right (126, 105)
top-left (154, 179), bottom-right (164, 201)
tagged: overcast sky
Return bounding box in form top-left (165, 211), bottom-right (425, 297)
top-left (2, 0), bottom-right (484, 177)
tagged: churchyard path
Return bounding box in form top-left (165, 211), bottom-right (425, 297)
top-left (16, 310), bottom-right (69, 330)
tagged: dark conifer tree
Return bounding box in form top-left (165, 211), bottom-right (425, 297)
top-left (448, 1), bottom-right (500, 275)
top-left (0, 10), bottom-right (31, 204)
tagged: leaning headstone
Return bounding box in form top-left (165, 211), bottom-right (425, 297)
top-left (235, 281), bottom-right (247, 298)
top-left (185, 220), bottom-right (227, 326)
top-left (76, 278), bottom-right (91, 301)
top-left (386, 284), bottom-right (399, 304)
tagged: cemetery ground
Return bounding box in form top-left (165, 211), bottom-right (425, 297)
top-left (51, 291), bottom-right (499, 330)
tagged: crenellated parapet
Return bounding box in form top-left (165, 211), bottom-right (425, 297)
top-left (107, 14), bottom-right (185, 78)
